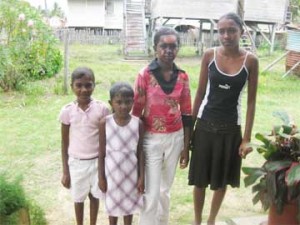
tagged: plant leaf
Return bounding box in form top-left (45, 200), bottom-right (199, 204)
top-left (252, 191), bottom-right (262, 205)
top-left (273, 125), bottom-right (282, 135)
top-left (255, 133), bottom-right (272, 146)
top-left (288, 184), bottom-right (300, 200)
top-left (277, 132), bottom-right (291, 139)
top-left (255, 134), bottom-right (279, 160)
top-left (252, 180), bottom-right (266, 193)
top-left (285, 163), bottom-right (300, 186)
top-left (282, 125), bottom-right (293, 135)
top-left (242, 167), bottom-right (265, 187)
top-left (264, 160), bottom-right (292, 173)
top-left (257, 146), bottom-right (268, 154)
top-left (272, 111), bottom-right (291, 125)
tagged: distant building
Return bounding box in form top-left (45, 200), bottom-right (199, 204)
top-left (66, 0), bottom-right (123, 30)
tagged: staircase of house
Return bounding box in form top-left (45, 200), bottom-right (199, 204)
top-left (123, 0), bottom-right (148, 59)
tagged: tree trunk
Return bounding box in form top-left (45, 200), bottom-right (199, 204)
top-left (18, 208), bottom-right (30, 225)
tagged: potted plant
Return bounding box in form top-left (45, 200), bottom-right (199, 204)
top-left (242, 111), bottom-right (300, 225)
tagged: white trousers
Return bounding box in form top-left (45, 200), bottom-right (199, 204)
top-left (139, 129), bottom-right (184, 225)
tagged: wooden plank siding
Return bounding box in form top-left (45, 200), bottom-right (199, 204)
top-left (67, 0), bottom-right (123, 29)
top-left (150, 0), bottom-right (241, 20)
top-left (67, 0), bottom-right (105, 27)
top-left (244, 0), bottom-right (289, 24)
top-left (104, 0), bottom-right (123, 29)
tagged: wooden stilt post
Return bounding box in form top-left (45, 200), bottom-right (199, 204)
top-left (262, 51), bottom-right (290, 73)
top-left (209, 19), bottom-right (215, 48)
top-left (63, 28), bottom-right (69, 94)
top-left (270, 23), bottom-right (276, 54)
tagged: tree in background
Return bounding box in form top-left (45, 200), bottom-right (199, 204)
top-left (290, 0), bottom-right (300, 23)
top-left (0, 0), bottom-right (62, 91)
top-left (38, 2), bottom-right (65, 19)
top-left (50, 2), bottom-right (65, 18)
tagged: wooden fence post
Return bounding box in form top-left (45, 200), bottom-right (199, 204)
top-left (63, 29), bottom-right (69, 95)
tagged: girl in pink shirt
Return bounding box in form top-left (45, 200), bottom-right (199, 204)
top-left (59, 67), bottom-right (109, 225)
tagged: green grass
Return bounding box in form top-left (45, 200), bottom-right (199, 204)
top-left (0, 44), bottom-right (299, 224)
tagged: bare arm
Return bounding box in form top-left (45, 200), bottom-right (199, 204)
top-left (239, 53), bottom-right (259, 158)
top-left (179, 126), bottom-right (191, 169)
top-left (132, 72), bottom-right (146, 118)
top-left (98, 118), bottom-right (107, 192)
top-left (137, 119), bottom-right (145, 194)
top-left (61, 123), bottom-right (70, 188)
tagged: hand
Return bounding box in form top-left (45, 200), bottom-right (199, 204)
top-left (239, 141), bottom-right (253, 159)
top-left (137, 177), bottom-right (145, 194)
top-left (61, 173), bottom-right (71, 189)
top-left (98, 177), bottom-right (107, 193)
top-left (179, 149), bottom-right (189, 169)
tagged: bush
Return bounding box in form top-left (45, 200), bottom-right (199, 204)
top-left (28, 201), bottom-right (47, 225)
top-left (0, 0), bottom-right (62, 91)
top-left (0, 174), bottom-right (27, 216)
top-left (0, 173), bottom-right (47, 225)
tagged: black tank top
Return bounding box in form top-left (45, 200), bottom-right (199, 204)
top-left (198, 48), bottom-right (249, 125)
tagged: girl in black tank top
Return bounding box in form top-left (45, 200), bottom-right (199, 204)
top-left (189, 12), bottom-right (259, 225)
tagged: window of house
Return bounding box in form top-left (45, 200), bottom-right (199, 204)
top-left (105, 0), bottom-right (114, 15)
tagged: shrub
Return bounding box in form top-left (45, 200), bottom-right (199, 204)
top-left (0, 174), bottom-right (27, 217)
top-left (0, 173), bottom-right (47, 225)
top-left (0, 0), bottom-right (62, 91)
top-left (28, 200), bottom-right (47, 225)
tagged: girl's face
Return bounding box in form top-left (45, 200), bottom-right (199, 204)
top-left (110, 94), bottom-right (133, 119)
top-left (217, 18), bottom-right (242, 48)
top-left (155, 34), bottom-right (179, 64)
top-left (71, 74), bottom-right (95, 103)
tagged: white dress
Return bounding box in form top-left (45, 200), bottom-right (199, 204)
top-left (104, 114), bottom-right (143, 216)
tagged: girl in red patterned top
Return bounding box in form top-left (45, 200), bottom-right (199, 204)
top-left (132, 26), bottom-right (192, 225)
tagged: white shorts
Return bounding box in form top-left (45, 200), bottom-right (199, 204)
top-left (68, 157), bottom-right (101, 203)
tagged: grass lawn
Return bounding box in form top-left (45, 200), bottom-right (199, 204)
top-left (0, 44), bottom-right (299, 225)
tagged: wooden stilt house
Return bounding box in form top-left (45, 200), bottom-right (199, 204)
top-left (67, 0), bottom-right (123, 31)
top-left (243, 0), bottom-right (290, 53)
top-left (144, 0), bottom-right (244, 55)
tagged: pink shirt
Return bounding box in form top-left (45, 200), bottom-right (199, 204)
top-left (132, 62), bottom-right (192, 133)
top-left (59, 100), bottom-right (110, 159)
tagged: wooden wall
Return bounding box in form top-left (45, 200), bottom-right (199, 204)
top-left (67, 0), bottom-right (105, 27)
top-left (67, 0), bottom-right (123, 29)
top-left (150, 0), bottom-right (241, 20)
top-left (104, 0), bottom-right (123, 29)
top-left (244, 0), bottom-right (289, 23)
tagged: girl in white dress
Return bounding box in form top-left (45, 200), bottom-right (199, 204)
top-left (98, 82), bottom-right (144, 225)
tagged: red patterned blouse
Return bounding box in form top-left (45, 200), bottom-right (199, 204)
top-left (132, 60), bottom-right (192, 133)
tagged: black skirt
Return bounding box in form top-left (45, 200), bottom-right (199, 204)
top-left (188, 119), bottom-right (242, 190)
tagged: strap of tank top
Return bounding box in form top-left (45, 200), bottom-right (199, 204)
top-left (243, 51), bottom-right (250, 66)
top-left (214, 47), bottom-right (217, 61)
